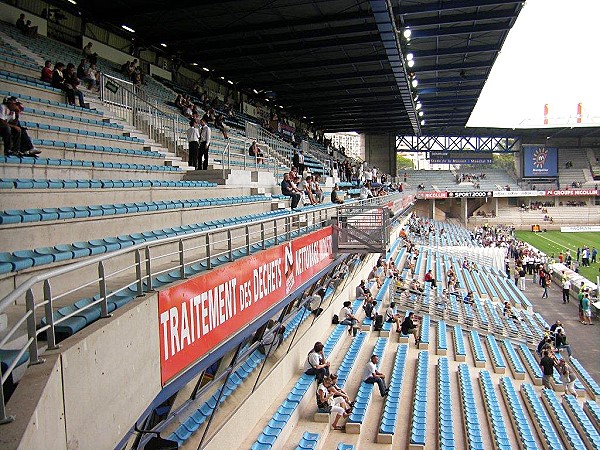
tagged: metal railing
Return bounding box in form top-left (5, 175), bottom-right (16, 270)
top-left (0, 194), bottom-right (404, 423)
top-left (99, 73), bottom-right (187, 157)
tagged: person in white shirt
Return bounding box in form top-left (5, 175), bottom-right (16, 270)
top-left (562, 279), bottom-right (571, 304)
top-left (198, 116), bottom-right (211, 170)
top-left (339, 301), bottom-right (357, 335)
top-left (304, 342), bottom-right (330, 381)
top-left (360, 183), bottom-right (373, 200)
top-left (363, 355), bottom-right (387, 397)
top-left (186, 119), bottom-right (200, 169)
top-left (384, 302), bottom-right (402, 332)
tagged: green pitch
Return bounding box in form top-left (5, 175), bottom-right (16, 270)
top-left (515, 230), bottom-right (600, 282)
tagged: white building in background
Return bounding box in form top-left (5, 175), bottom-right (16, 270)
top-left (325, 132), bottom-right (361, 159)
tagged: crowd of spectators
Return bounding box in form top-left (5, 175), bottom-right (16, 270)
top-left (456, 172), bottom-right (486, 184)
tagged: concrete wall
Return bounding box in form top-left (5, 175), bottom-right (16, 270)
top-left (0, 3), bottom-right (48, 36)
top-left (3, 294), bottom-right (162, 450)
top-left (362, 133), bottom-right (396, 177)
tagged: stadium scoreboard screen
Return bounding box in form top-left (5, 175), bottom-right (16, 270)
top-left (522, 145), bottom-right (558, 177)
top-left (429, 151), bottom-right (493, 164)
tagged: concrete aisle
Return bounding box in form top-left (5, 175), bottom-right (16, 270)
top-left (506, 272), bottom-right (599, 382)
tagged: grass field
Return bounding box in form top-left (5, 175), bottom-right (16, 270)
top-left (516, 230), bottom-right (600, 282)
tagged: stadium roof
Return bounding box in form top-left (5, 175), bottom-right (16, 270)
top-left (82, 0), bottom-right (523, 135)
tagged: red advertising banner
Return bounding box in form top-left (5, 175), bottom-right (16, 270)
top-left (158, 227), bottom-right (334, 384)
top-left (416, 191), bottom-right (448, 199)
top-left (544, 189), bottom-right (599, 196)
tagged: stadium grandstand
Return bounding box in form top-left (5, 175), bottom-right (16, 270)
top-left (0, 1), bottom-right (599, 450)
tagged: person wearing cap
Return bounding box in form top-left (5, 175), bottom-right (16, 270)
top-left (0, 97), bottom-right (40, 157)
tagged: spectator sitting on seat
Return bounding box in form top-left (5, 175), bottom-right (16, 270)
top-left (53, 63), bottom-right (85, 107)
top-left (424, 269), bottom-right (437, 287)
top-left (248, 140), bottom-right (264, 164)
top-left (41, 60), bottom-right (53, 83)
top-left (280, 173), bottom-right (301, 210)
top-left (368, 266), bottom-right (383, 288)
top-left (328, 374), bottom-right (354, 407)
top-left (77, 59), bottom-right (98, 90)
top-left (82, 42), bottom-right (98, 65)
top-left (313, 175), bottom-right (325, 203)
top-left (463, 291), bottom-right (474, 304)
top-left (363, 354), bottom-right (388, 397)
top-left (555, 329), bottom-right (572, 357)
top-left (356, 280), bottom-right (370, 299)
top-left (317, 377), bottom-right (351, 430)
top-left (258, 319), bottom-right (285, 355)
top-left (304, 341), bottom-right (330, 382)
top-left (362, 293), bottom-right (377, 320)
top-left (306, 287), bottom-right (326, 316)
top-left (360, 181), bottom-right (373, 199)
top-left (387, 262), bottom-right (399, 279)
top-left (401, 312), bottom-right (420, 345)
top-left (339, 300), bottom-right (358, 335)
top-left (0, 97), bottom-right (40, 156)
top-left (299, 176), bottom-right (317, 205)
top-left (331, 184), bottom-right (344, 204)
top-left (385, 301), bottom-right (402, 333)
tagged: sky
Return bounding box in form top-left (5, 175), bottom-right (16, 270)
top-left (467, 0), bottom-right (600, 129)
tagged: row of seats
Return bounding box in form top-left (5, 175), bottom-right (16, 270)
top-left (378, 344), bottom-right (408, 438)
top-left (499, 377), bottom-right (538, 450)
top-left (31, 138), bottom-right (161, 158)
top-left (518, 343), bottom-right (543, 383)
top-left (419, 315), bottom-right (431, 347)
top-left (501, 339), bottom-right (526, 380)
top-left (437, 357), bottom-right (455, 450)
top-left (569, 357), bottom-right (600, 400)
top-left (0, 69), bottom-right (62, 93)
top-left (295, 432), bottom-right (319, 450)
top-left (485, 334), bottom-right (506, 374)
top-left (453, 325), bottom-right (467, 361)
top-left (169, 349), bottom-right (266, 445)
top-left (0, 194), bottom-right (270, 224)
top-left (583, 401), bottom-right (600, 433)
top-left (541, 388), bottom-right (587, 450)
top-left (347, 337), bottom-right (388, 427)
top-left (458, 363), bottom-right (484, 449)
top-left (0, 208), bottom-right (291, 274)
top-left (0, 178), bottom-right (216, 189)
top-left (335, 331), bottom-right (366, 389)
top-left (408, 351), bottom-right (429, 447)
top-left (469, 330), bottom-right (486, 366)
top-left (24, 107), bottom-right (124, 129)
top-left (478, 370), bottom-right (511, 450)
top-left (520, 383), bottom-right (565, 450)
top-left (562, 394), bottom-right (600, 449)
top-left (0, 88), bottom-right (103, 115)
top-left (0, 155), bottom-right (179, 171)
top-left (436, 320), bottom-right (447, 354)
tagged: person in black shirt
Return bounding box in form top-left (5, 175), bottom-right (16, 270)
top-left (539, 350), bottom-right (556, 389)
top-left (400, 312), bottom-right (420, 346)
top-left (281, 173), bottom-right (300, 210)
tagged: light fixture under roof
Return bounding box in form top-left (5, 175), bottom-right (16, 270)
top-left (160, 43), bottom-right (167, 48)
top-left (415, 102), bottom-right (422, 110)
top-left (406, 53), bottom-right (414, 61)
top-left (403, 28), bottom-right (411, 39)
top-left (418, 111), bottom-right (424, 117)
top-left (220, 76), bottom-right (225, 80)
top-left (407, 60), bottom-right (414, 68)
top-left (67, 0), bottom-right (77, 4)
top-left (252, 89), bottom-right (259, 94)
top-left (227, 80), bottom-right (234, 85)
top-left (121, 25), bottom-right (135, 33)
top-left (191, 63), bottom-right (198, 66)
top-left (420, 119), bottom-right (425, 125)
top-left (411, 79), bottom-right (418, 88)
top-left (202, 67), bottom-right (210, 72)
